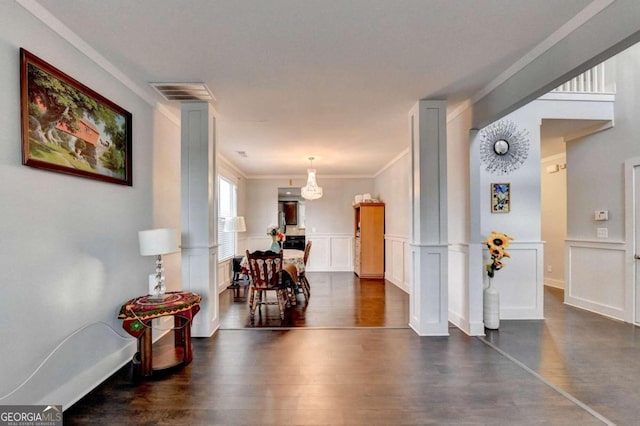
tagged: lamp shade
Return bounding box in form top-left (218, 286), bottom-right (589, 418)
top-left (223, 216), bottom-right (247, 232)
top-left (138, 228), bottom-right (179, 256)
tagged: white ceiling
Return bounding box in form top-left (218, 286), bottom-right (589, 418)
top-left (34, 0), bottom-right (592, 177)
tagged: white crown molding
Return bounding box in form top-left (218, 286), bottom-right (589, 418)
top-left (247, 174), bottom-right (374, 180)
top-left (471, 0), bottom-right (615, 106)
top-left (157, 104), bottom-right (181, 127)
top-left (217, 154), bottom-right (248, 180)
top-left (374, 147), bottom-right (409, 178)
top-left (446, 99), bottom-right (473, 124)
top-left (17, 0), bottom-right (180, 124)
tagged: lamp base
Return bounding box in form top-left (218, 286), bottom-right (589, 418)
top-left (147, 293), bottom-right (171, 303)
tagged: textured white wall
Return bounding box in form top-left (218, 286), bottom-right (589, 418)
top-left (374, 151), bottom-right (410, 292)
top-left (563, 44), bottom-right (640, 321)
top-left (374, 152), bottom-right (410, 238)
top-left (480, 109), bottom-right (542, 241)
top-left (245, 177), bottom-right (374, 236)
top-left (567, 45), bottom-right (640, 241)
top-left (0, 2), bottom-right (178, 406)
top-left (541, 152), bottom-right (567, 288)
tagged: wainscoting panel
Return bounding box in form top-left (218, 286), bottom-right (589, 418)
top-left (486, 242), bottom-right (544, 319)
top-left (448, 244), bottom-right (469, 330)
top-left (217, 258), bottom-right (232, 293)
top-left (566, 240), bottom-right (626, 320)
top-left (385, 235), bottom-right (409, 293)
top-left (306, 236), bottom-right (330, 271)
top-left (329, 236), bottom-right (353, 271)
top-left (247, 234), bottom-right (353, 272)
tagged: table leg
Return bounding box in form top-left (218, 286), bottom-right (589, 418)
top-left (183, 318), bottom-right (193, 364)
top-left (138, 323), bottom-right (153, 377)
top-left (173, 316), bottom-right (193, 365)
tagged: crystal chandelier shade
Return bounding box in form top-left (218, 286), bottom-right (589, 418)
top-left (301, 157), bottom-right (323, 200)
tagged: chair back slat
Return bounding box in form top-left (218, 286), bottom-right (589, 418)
top-left (246, 250), bottom-right (283, 289)
top-left (303, 241), bottom-right (312, 265)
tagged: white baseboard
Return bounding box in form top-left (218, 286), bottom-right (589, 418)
top-left (0, 322), bottom-right (136, 410)
top-left (385, 273), bottom-right (409, 293)
top-left (544, 278), bottom-right (564, 289)
top-left (564, 295), bottom-right (625, 322)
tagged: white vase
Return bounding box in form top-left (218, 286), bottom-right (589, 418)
top-left (483, 280), bottom-right (500, 330)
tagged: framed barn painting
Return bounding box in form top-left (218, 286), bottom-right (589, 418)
top-left (20, 48), bottom-right (132, 186)
top-left (491, 182), bottom-right (510, 213)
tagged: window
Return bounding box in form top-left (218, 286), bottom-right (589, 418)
top-left (218, 176), bottom-right (237, 261)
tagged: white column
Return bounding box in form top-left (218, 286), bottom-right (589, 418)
top-left (180, 102), bottom-right (219, 337)
top-left (408, 100), bottom-right (449, 336)
top-left (467, 129), bottom-right (486, 335)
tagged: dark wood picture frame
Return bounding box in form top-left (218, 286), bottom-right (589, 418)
top-left (20, 48), bottom-right (132, 186)
top-left (491, 182), bottom-right (510, 213)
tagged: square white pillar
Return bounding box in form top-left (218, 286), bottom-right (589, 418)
top-left (180, 102), bottom-right (219, 337)
top-left (409, 100), bottom-right (449, 336)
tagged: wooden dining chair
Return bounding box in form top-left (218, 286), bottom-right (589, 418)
top-left (245, 250), bottom-right (286, 320)
top-left (283, 263), bottom-right (306, 304)
top-left (299, 241), bottom-right (312, 296)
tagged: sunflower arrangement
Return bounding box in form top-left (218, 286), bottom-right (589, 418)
top-left (267, 225), bottom-right (286, 243)
top-left (483, 231), bottom-right (513, 278)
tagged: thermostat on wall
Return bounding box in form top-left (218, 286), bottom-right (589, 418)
top-left (595, 210), bottom-right (609, 221)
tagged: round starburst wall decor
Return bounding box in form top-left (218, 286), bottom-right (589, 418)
top-left (479, 120), bottom-right (530, 175)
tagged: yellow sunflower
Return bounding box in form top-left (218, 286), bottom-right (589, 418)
top-left (490, 247), bottom-right (504, 258)
top-left (484, 231), bottom-right (513, 251)
top-left (484, 231), bottom-right (513, 278)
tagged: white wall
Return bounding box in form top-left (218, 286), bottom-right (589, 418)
top-left (473, 95), bottom-right (615, 321)
top-left (541, 152), bottom-right (567, 289)
top-left (477, 107), bottom-right (544, 320)
top-left (245, 177), bottom-right (374, 271)
top-left (374, 151), bottom-right (410, 292)
top-left (565, 43), bottom-right (640, 322)
top-left (0, 2), bottom-right (180, 407)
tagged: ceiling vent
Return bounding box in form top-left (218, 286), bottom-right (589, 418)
top-left (150, 83), bottom-right (215, 101)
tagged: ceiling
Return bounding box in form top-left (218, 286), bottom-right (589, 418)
top-left (34, 0), bottom-right (593, 177)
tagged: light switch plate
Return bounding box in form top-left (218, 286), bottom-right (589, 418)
top-left (597, 227), bottom-right (608, 238)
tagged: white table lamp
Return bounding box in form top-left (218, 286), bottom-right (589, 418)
top-left (223, 216), bottom-right (247, 233)
top-left (139, 228), bottom-right (179, 299)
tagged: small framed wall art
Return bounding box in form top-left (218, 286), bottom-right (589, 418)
top-left (20, 48), bottom-right (132, 185)
top-left (491, 182), bottom-right (510, 213)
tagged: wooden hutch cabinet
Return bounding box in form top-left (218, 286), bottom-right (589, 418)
top-left (353, 202), bottom-right (385, 279)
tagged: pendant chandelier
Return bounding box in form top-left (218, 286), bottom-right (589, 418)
top-left (301, 157), bottom-right (323, 200)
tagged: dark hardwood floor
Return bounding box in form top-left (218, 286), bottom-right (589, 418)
top-left (64, 280), bottom-right (640, 425)
top-left (483, 286), bottom-right (640, 425)
top-left (220, 272), bottom-right (410, 328)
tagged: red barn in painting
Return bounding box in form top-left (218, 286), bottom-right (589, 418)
top-left (56, 118), bottom-right (100, 147)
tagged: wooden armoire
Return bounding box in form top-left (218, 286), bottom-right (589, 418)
top-left (353, 202), bottom-right (385, 279)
